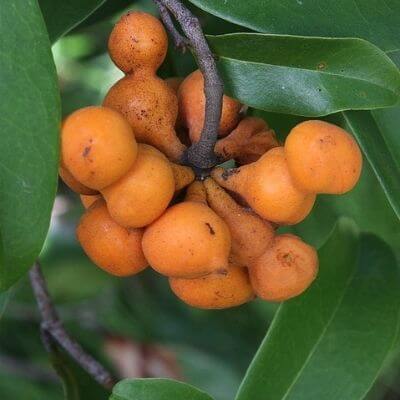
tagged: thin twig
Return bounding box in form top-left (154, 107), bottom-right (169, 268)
top-left (29, 261), bottom-right (115, 390)
top-left (154, 0), bottom-right (190, 51)
top-left (155, 0), bottom-right (224, 173)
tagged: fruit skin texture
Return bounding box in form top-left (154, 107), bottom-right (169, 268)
top-left (215, 116), bottom-right (279, 165)
top-left (204, 178), bottom-right (274, 266)
top-left (169, 262), bottom-right (255, 309)
top-left (285, 120), bottom-right (362, 194)
top-left (103, 73), bottom-right (185, 161)
top-left (80, 193), bottom-right (102, 209)
top-left (142, 200), bottom-right (231, 279)
top-left (184, 180), bottom-right (207, 203)
top-left (61, 106), bottom-right (138, 190)
top-left (59, 165), bottom-right (98, 195)
top-left (165, 77), bottom-right (184, 94)
top-left (178, 70), bottom-right (242, 143)
top-left (249, 234), bottom-right (318, 302)
top-left (77, 200), bottom-right (147, 277)
top-left (108, 11), bottom-right (168, 74)
top-left (101, 144), bottom-right (175, 228)
top-left (170, 163), bottom-right (195, 191)
top-left (212, 147), bottom-right (316, 225)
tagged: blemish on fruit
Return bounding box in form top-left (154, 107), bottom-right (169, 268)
top-left (205, 222), bottom-right (215, 235)
top-left (221, 168), bottom-right (240, 180)
top-left (82, 146), bottom-right (91, 157)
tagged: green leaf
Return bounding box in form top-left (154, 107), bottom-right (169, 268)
top-left (236, 218), bottom-right (400, 400)
top-left (340, 111), bottom-right (400, 220)
top-left (189, 0), bottom-right (400, 53)
top-left (110, 378), bottom-right (215, 400)
top-left (207, 33), bottom-right (400, 116)
top-left (0, 0), bottom-right (60, 291)
top-left (39, 0), bottom-right (106, 43)
top-left (322, 163), bottom-right (400, 258)
top-left (174, 345), bottom-right (241, 400)
top-left (77, 0), bottom-right (133, 29)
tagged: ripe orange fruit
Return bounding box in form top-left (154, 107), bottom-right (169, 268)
top-left (103, 74), bottom-right (185, 161)
top-left (108, 11), bottom-right (168, 74)
top-left (212, 147), bottom-right (316, 225)
top-left (215, 116), bottom-right (279, 165)
top-left (178, 70), bottom-right (242, 143)
top-left (77, 200), bottom-right (147, 276)
top-left (170, 163), bottom-right (195, 191)
top-left (204, 178), bottom-right (275, 266)
top-left (59, 165), bottom-right (98, 195)
top-left (165, 77), bottom-right (184, 93)
top-left (61, 106), bottom-right (138, 190)
top-left (169, 262), bottom-right (254, 309)
top-left (101, 144), bottom-right (175, 228)
top-left (249, 234), bottom-right (318, 302)
top-left (142, 184), bottom-right (231, 278)
top-left (285, 120), bottom-right (362, 194)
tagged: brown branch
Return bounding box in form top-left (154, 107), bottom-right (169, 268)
top-left (155, 0), bottom-right (224, 174)
top-left (154, 0), bottom-right (189, 51)
top-left (29, 261), bottom-right (115, 390)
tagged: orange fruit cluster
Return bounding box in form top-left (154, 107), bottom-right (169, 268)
top-left (59, 11), bottom-right (362, 309)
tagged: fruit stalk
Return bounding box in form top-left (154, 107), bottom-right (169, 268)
top-left (29, 261), bottom-right (115, 389)
top-left (155, 0), bottom-right (224, 173)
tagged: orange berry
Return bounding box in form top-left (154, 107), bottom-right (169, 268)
top-left (108, 11), bottom-right (168, 74)
top-left (249, 234), bottom-right (318, 302)
top-left (212, 147), bottom-right (316, 225)
top-left (204, 178), bottom-right (275, 266)
top-left (170, 163), bottom-right (195, 191)
top-left (215, 116), bottom-right (280, 165)
top-left (142, 196), bottom-right (231, 279)
top-left (165, 77), bottom-right (184, 93)
top-left (169, 262), bottom-right (254, 309)
top-left (59, 165), bottom-right (98, 195)
top-left (184, 180), bottom-right (208, 204)
top-left (76, 200), bottom-right (147, 276)
top-left (178, 70), bottom-right (242, 143)
top-left (103, 73), bottom-right (185, 161)
top-left (101, 144), bottom-right (175, 228)
top-left (61, 106), bottom-right (138, 190)
top-left (80, 193), bottom-right (102, 209)
top-left (285, 120), bottom-right (362, 194)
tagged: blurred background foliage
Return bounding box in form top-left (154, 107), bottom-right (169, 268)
top-left (0, 1), bottom-right (399, 399)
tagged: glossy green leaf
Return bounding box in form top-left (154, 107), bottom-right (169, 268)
top-left (340, 111), bottom-right (400, 220)
top-left (0, 1), bottom-right (60, 291)
top-left (207, 33), bottom-right (400, 116)
top-left (189, 0), bottom-right (400, 53)
top-left (39, 0), bottom-right (106, 43)
top-left (110, 378), bottom-right (214, 400)
top-left (175, 345), bottom-right (241, 400)
top-left (77, 0), bottom-right (133, 29)
top-left (236, 219), bottom-right (400, 400)
top-left (321, 164), bottom-right (400, 259)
